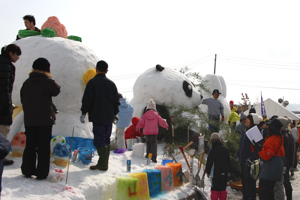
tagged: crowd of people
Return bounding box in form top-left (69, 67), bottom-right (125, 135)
top-left (2, 14), bottom-right (300, 200)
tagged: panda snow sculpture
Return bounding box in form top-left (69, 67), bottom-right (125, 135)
top-left (130, 64), bottom-right (202, 119)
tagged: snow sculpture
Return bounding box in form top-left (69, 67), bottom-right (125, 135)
top-left (130, 65), bottom-right (202, 118)
top-left (113, 176), bottom-right (138, 200)
top-left (52, 143), bottom-right (70, 167)
top-left (10, 132), bottom-right (26, 157)
top-left (142, 169), bottom-right (162, 198)
top-left (7, 36), bottom-right (99, 142)
top-left (155, 165), bottom-right (174, 191)
top-left (128, 172), bottom-right (150, 199)
top-left (50, 136), bottom-right (66, 153)
top-left (165, 162), bottom-right (183, 186)
top-left (41, 16), bottom-right (68, 38)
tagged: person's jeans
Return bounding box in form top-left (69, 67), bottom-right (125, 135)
top-left (93, 123), bottom-right (112, 148)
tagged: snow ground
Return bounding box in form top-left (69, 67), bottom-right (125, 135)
top-left (2, 143), bottom-right (300, 200)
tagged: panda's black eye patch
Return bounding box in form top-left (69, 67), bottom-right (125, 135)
top-left (183, 80), bottom-right (192, 98)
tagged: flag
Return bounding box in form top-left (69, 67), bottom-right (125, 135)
top-left (261, 93), bottom-right (266, 115)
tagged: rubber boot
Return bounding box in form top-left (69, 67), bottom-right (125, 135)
top-left (107, 144), bottom-right (110, 164)
top-left (90, 146), bottom-right (108, 171)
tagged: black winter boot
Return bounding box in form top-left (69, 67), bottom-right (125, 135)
top-left (90, 146), bottom-right (108, 171)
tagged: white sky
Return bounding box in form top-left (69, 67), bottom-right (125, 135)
top-left (1, 0), bottom-right (300, 105)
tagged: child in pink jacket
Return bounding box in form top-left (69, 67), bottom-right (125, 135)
top-left (137, 99), bottom-right (169, 163)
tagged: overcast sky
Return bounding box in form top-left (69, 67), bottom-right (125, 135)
top-left (1, 0), bottom-right (300, 106)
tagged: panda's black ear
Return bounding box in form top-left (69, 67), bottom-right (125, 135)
top-left (156, 64), bottom-right (164, 72)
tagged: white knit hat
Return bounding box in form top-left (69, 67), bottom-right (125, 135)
top-left (146, 99), bottom-right (156, 110)
top-left (210, 132), bottom-right (221, 142)
top-left (250, 113), bottom-right (263, 125)
top-left (278, 117), bottom-right (292, 131)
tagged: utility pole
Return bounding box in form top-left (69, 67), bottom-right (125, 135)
top-left (214, 54), bottom-right (217, 74)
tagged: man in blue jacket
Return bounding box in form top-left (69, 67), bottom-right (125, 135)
top-left (116, 93), bottom-right (133, 149)
top-left (80, 60), bottom-right (119, 170)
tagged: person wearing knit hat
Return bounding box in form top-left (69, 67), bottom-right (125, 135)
top-left (31, 57), bottom-right (58, 113)
top-left (20, 58), bottom-right (61, 179)
top-left (146, 99), bottom-right (156, 111)
top-left (137, 99), bottom-right (168, 163)
top-left (258, 118), bottom-right (285, 199)
top-left (275, 117), bottom-right (294, 199)
top-left (205, 132), bottom-right (230, 200)
top-left (32, 57), bottom-right (50, 72)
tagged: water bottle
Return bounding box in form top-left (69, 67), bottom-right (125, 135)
top-left (127, 160), bottom-right (131, 172)
top-left (71, 150), bottom-right (78, 163)
top-left (146, 153), bottom-right (152, 165)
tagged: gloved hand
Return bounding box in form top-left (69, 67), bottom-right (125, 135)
top-left (252, 139), bottom-right (263, 153)
top-left (113, 115), bottom-right (119, 124)
top-left (80, 114), bottom-right (86, 123)
top-left (245, 158), bottom-right (253, 167)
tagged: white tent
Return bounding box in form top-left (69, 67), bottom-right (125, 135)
top-left (244, 98), bottom-right (300, 120)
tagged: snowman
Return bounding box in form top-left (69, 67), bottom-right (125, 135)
top-left (7, 36), bottom-right (99, 142)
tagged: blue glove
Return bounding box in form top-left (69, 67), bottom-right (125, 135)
top-left (80, 114), bottom-right (86, 123)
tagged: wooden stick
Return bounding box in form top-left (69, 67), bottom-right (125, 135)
top-left (187, 126), bottom-right (190, 156)
top-left (66, 127), bottom-right (75, 185)
top-left (179, 145), bottom-right (191, 170)
top-left (174, 135), bottom-right (200, 157)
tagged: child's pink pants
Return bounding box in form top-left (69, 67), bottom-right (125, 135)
top-left (210, 190), bottom-right (227, 200)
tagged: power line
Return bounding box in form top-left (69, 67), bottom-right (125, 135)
top-left (219, 54), bottom-right (300, 67)
top-left (227, 83), bottom-right (300, 90)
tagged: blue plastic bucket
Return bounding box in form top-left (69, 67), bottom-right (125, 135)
top-left (161, 159), bottom-right (173, 166)
top-left (78, 147), bottom-right (94, 164)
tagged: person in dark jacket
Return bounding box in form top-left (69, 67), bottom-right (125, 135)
top-left (16, 15), bottom-right (41, 40)
top-left (205, 132), bottom-right (230, 200)
top-left (0, 44), bottom-right (21, 166)
top-left (239, 113), bottom-right (263, 200)
top-left (20, 58), bottom-right (61, 179)
top-left (0, 133), bottom-right (12, 197)
top-left (80, 60), bottom-right (119, 170)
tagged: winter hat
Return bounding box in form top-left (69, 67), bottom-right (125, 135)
top-left (249, 108), bottom-right (256, 114)
top-left (250, 113), bottom-right (263, 125)
top-left (269, 118), bottom-right (283, 135)
top-left (277, 117), bottom-right (292, 131)
top-left (146, 99), bottom-right (156, 111)
top-left (32, 57), bottom-right (50, 72)
top-left (210, 132), bottom-right (221, 142)
top-left (240, 112), bottom-right (247, 120)
top-left (262, 113), bottom-right (267, 118)
top-left (229, 100), bottom-right (234, 104)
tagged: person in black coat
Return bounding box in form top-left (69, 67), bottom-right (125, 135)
top-left (205, 132), bottom-right (230, 200)
top-left (80, 60), bottom-right (119, 171)
top-left (0, 44), bottom-right (21, 166)
top-left (20, 58), bottom-right (61, 179)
